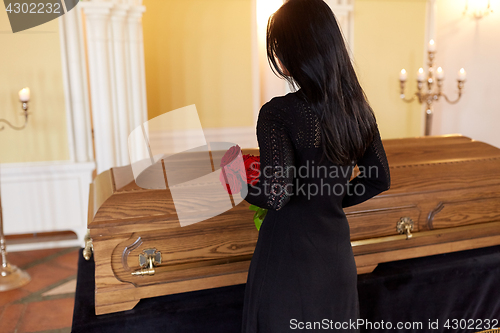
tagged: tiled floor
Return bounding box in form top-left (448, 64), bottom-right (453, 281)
top-left (0, 247), bottom-right (79, 333)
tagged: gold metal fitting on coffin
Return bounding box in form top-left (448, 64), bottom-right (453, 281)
top-left (132, 248), bottom-right (162, 276)
top-left (83, 230), bottom-right (93, 261)
top-left (397, 217), bottom-right (414, 240)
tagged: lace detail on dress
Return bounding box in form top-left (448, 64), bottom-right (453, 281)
top-left (291, 99), bottom-right (321, 149)
top-left (248, 93), bottom-right (323, 211)
top-left (246, 92), bottom-right (390, 211)
top-left (257, 103), bottom-right (295, 211)
top-left (371, 128), bottom-right (391, 190)
top-left (314, 119), bottom-right (321, 148)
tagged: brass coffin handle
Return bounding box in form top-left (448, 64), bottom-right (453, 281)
top-left (397, 217), bottom-right (414, 240)
top-left (132, 248), bottom-right (162, 276)
top-left (83, 230), bottom-right (93, 261)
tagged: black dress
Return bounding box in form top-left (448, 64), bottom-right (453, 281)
top-left (242, 92), bottom-right (390, 332)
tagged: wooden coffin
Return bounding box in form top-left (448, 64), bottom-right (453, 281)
top-left (86, 135), bottom-right (500, 315)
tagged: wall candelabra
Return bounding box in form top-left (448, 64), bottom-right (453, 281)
top-left (1, 88), bottom-right (30, 131)
top-left (399, 40), bottom-right (466, 136)
top-left (0, 87), bottom-right (32, 291)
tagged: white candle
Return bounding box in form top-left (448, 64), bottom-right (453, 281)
top-left (458, 68), bottom-right (467, 81)
top-left (436, 67), bottom-right (444, 80)
top-left (399, 69), bottom-right (408, 81)
top-left (417, 68), bottom-right (426, 82)
top-left (428, 39), bottom-right (436, 52)
top-left (19, 87), bottom-right (30, 102)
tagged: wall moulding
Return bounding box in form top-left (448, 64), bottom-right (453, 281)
top-left (0, 161), bottom-right (95, 251)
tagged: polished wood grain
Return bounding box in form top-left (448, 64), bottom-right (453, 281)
top-left (88, 135), bottom-right (500, 315)
top-left (348, 206), bottom-right (421, 240)
top-left (430, 197), bottom-right (500, 229)
top-left (94, 270), bottom-right (249, 315)
top-left (381, 134), bottom-right (470, 148)
top-left (110, 224), bottom-right (257, 286)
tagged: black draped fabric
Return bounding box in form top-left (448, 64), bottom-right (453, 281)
top-left (71, 249), bottom-right (245, 333)
top-left (357, 246), bottom-right (500, 333)
top-left (72, 246), bottom-right (500, 333)
top-left (242, 92), bottom-right (390, 332)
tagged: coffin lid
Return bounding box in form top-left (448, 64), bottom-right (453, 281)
top-left (88, 135), bottom-right (500, 229)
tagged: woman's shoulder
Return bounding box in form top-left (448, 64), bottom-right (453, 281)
top-left (260, 91), bottom-right (307, 119)
top-left (258, 91), bottom-right (320, 149)
top-left (265, 91), bottom-right (305, 108)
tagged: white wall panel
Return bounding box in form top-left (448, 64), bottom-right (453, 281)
top-left (0, 162), bottom-right (94, 251)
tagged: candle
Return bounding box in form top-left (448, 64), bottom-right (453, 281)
top-left (436, 67), bottom-right (444, 80)
top-left (19, 87), bottom-right (30, 102)
top-left (428, 39), bottom-right (436, 52)
top-left (417, 68), bottom-right (426, 82)
top-left (458, 68), bottom-right (467, 81)
top-left (399, 69), bottom-right (408, 81)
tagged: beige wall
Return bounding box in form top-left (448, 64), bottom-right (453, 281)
top-left (143, 0), bottom-right (428, 137)
top-left (353, 0), bottom-right (427, 139)
top-left (0, 13), bottom-right (69, 163)
top-left (433, 0), bottom-right (500, 148)
top-left (0, 0), bottom-right (431, 164)
top-left (143, 0), bottom-right (255, 129)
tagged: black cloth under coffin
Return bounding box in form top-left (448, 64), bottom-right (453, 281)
top-left (72, 246), bottom-right (500, 333)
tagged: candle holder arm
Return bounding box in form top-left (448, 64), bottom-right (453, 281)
top-left (400, 80), bottom-right (424, 104)
top-left (400, 93), bottom-right (419, 103)
top-left (439, 81), bottom-right (465, 105)
top-left (440, 92), bottom-right (462, 105)
top-left (0, 103), bottom-right (29, 131)
top-left (0, 113), bottom-right (29, 131)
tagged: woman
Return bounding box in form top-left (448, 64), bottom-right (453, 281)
top-left (242, 0), bottom-right (390, 332)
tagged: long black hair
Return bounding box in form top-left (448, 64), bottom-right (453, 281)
top-left (267, 0), bottom-right (377, 165)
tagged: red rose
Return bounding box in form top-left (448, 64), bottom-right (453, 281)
top-left (227, 155), bottom-right (245, 176)
top-left (219, 166), bottom-right (242, 194)
top-left (243, 154), bottom-right (260, 185)
top-left (220, 145), bottom-right (245, 180)
top-left (220, 145), bottom-right (241, 168)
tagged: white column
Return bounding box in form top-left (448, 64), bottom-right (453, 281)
top-left (74, 0), bottom-right (149, 172)
top-left (59, 8), bottom-right (93, 163)
top-left (81, 2), bottom-right (117, 174)
top-left (126, 5), bottom-right (148, 133)
top-left (136, 7), bottom-right (149, 129)
top-left (324, 0), bottom-right (355, 51)
top-left (110, 4), bottom-right (132, 166)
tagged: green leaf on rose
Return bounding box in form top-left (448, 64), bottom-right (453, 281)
top-left (249, 205), bottom-right (267, 231)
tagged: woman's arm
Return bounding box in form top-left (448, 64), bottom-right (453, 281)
top-left (342, 127), bottom-right (391, 208)
top-left (244, 103), bottom-right (295, 211)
